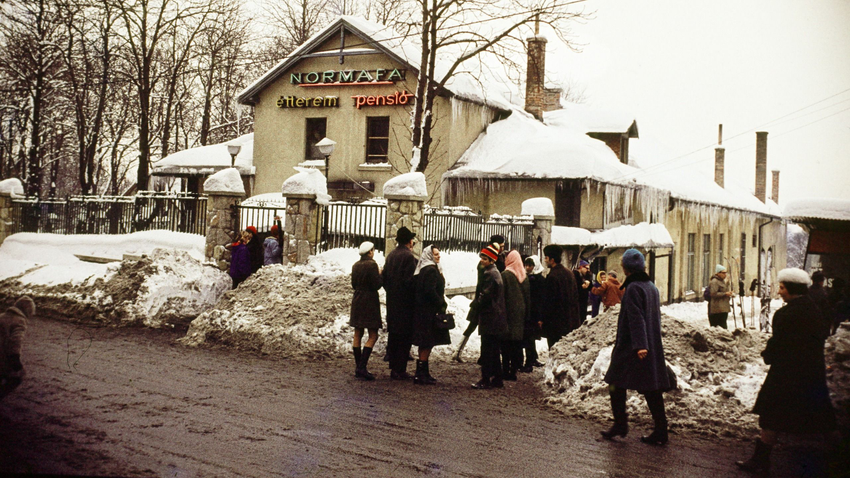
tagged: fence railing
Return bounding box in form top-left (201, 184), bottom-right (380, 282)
top-left (320, 201), bottom-right (387, 252)
top-left (423, 207), bottom-right (535, 256)
top-left (234, 200), bottom-right (288, 234)
top-left (11, 193), bottom-right (207, 236)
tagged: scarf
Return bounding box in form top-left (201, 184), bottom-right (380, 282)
top-left (620, 270), bottom-right (651, 290)
top-left (504, 250), bottom-right (527, 283)
top-left (414, 244), bottom-right (443, 276)
top-left (528, 255), bottom-right (544, 275)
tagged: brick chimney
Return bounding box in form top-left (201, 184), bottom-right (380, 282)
top-left (525, 21), bottom-right (547, 121)
top-left (714, 124), bottom-right (725, 188)
top-left (771, 170), bottom-right (780, 203)
top-left (755, 131), bottom-right (768, 202)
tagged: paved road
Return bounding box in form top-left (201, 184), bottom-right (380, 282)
top-left (0, 316), bottom-right (836, 477)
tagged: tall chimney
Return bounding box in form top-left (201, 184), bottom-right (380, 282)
top-left (771, 170), bottom-right (780, 203)
top-left (524, 19), bottom-right (546, 121)
top-left (755, 131), bottom-right (768, 202)
top-left (714, 124), bottom-right (725, 188)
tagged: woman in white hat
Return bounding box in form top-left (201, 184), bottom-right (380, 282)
top-left (350, 241), bottom-right (383, 380)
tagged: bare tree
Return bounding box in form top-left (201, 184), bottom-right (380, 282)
top-left (261, 0), bottom-right (329, 52)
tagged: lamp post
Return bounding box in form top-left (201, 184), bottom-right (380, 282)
top-left (227, 143), bottom-right (241, 167)
top-left (315, 137), bottom-right (336, 178)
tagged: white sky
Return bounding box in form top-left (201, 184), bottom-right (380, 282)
top-left (543, 0), bottom-right (850, 204)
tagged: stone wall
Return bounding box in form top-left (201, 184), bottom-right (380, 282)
top-left (205, 191), bottom-right (245, 271)
top-left (0, 192), bottom-right (12, 248)
top-left (385, 194), bottom-right (425, 258)
top-left (283, 194), bottom-right (320, 264)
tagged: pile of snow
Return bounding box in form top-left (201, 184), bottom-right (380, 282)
top-left (826, 324), bottom-right (850, 433)
top-left (543, 305), bottom-right (772, 438)
top-left (383, 172), bottom-right (427, 197)
top-left (521, 197), bottom-right (554, 217)
top-left (784, 197), bottom-right (850, 221)
top-left (203, 168), bottom-right (245, 194)
top-left (0, 178), bottom-right (24, 197)
top-left (281, 167), bottom-right (331, 205)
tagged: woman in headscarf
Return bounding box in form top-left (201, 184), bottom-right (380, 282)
top-left (412, 245), bottom-right (446, 385)
top-left (501, 250), bottom-right (529, 381)
top-left (736, 268), bottom-right (836, 474)
top-left (589, 270), bottom-right (606, 318)
top-left (521, 256), bottom-right (545, 372)
top-left (349, 241), bottom-right (383, 381)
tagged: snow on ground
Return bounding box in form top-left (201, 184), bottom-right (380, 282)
top-left (661, 297), bottom-right (783, 328)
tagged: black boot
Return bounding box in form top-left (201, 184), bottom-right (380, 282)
top-left (472, 370), bottom-right (491, 389)
top-left (356, 347), bottom-right (376, 381)
top-left (414, 360), bottom-right (436, 385)
top-left (736, 438), bottom-right (772, 474)
top-left (352, 347), bottom-right (362, 377)
top-left (601, 387), bottom-right (629, 440)
top-left (640, 391), bottom-right (668, 445)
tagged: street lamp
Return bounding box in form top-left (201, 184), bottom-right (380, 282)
top-left (315, 137), bottom-right (336, 178)
top-left (227, 143), bottom-right (241, 167)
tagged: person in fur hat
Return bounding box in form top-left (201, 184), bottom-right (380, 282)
top-left (350, 241), bottom-right (383, 381)
top-left (736, 268), bottom-right (836, 474)
top-left (1, 296), bottom-right (35, 400)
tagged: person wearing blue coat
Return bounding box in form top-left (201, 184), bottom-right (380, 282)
top-left (602, 249), bottom-right (670, 445)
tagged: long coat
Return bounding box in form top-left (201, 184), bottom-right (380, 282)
top-left (592, 278), bottom-right (624, 309)
top-left (525, 273), bottom-right (545, 339)
top-left (752, 295), bottom-right (836, 433)
top-left (541, 263), bottom-right (579, 342)
top-left (229, 243), bottom-right (252, 283)
top-left (350, 257), bottom-right (383, 329)
top-left (382, 246), bottom-right (417, 336)
top-left (708, 275), bottom-right (731, 314)
top-left (0, 303), bottom-right (28, 377)
top-left (247, 236), bottom-right (263, 273)
top-left (476, 264), bottom-right (508, 337)
top-left (413, 264), bottom-right (446, 348)
top-left (604, 272), bottom-right (670, 393)
top-left (502, 270), bottom-right (529, 341)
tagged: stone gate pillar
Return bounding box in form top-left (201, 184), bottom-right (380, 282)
top-left (385, 194), bottom-right (426, 258)
top-left (203, 169), bottom-right (246, 271)
top-left (282, 193), bottom-right (321, 264)
top-left (0, 191), bottom-right (13, 248)
top-left (521, 197), bottom-right (555, 259)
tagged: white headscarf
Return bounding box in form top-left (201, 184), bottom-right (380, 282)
top-left (527, 255), bottom-right (544, 275)
top-left (413, 244), bottom-right (442, 276)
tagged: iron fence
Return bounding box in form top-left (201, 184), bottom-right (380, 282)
top-left (234, 201), bottom-right (288, 234)
top-left (423, 207), bottom-right (535, 255)
top-left (320, 201), bottom-right (387, 252)
top-left (11, 193), bottom-right (207, 236)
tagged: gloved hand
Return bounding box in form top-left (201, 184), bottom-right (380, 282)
top-left (7, 354), bottom-right (22, 372)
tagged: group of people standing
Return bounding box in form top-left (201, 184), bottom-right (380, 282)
top-left (228, 217), bottom-right (285, 288)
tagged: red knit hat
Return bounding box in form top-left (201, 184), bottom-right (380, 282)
top-left (270, 224), bottom-right (279, 235)
top-left (480, 244), bottom-right (499, 262)
top-left (246, 226), bottom-right (258, 235)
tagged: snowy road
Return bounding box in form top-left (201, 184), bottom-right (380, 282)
top-left (0, 316), bottom-right (833, 477)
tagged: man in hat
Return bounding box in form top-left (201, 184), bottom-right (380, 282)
top-left (708, 264), bottom-right (733, 329)
top-left (540, 245), bottom-right (579, 349)
top-left (574, 259), bottom-right (593, 325)
top-left (382, 227), bottom-right (418, 380)
top-left (1, 296), bottom-right (34, 400)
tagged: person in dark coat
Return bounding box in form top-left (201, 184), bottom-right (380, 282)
top-left (602, 248), bottom-right (671, 446)
top-left (808, 271), bottom-right (831, 336)
top-left (412, 245), bottom-right (446, 385)
top-left (590, 270), bottom-right (606, 318)
top-left (520, 256), bottom-right (545, 372)
top-left (500, 250), bottom-right (529, 381)
top-left (472, 244), bottom-right (509, 389)
top-left (350, 241), bottom-right (383, 381)
top-left (0, 296), bottom-right (33, 400)
top-left (490, 235), bottom-right (507, 272)
top-left (540, 244), bottom-right (579, 349)
top-left (574, 260), bottom-right (593, 325)
top-left (828, 277), bottom-right (848, 335)
top-left (736, 268), bottom-right (836, 474)
top-left (245, 226), bottom-right (263, 274)
top-left (228, 231), bottom-right (252, 289)
top-left (708, 265), bottom-right (733, 329)
top-left (382, 227), bottom-right (418, 380)
top-left (453, 261), bottom-right (484, 362)
top-left (263, 218), bottom-right (283, 265)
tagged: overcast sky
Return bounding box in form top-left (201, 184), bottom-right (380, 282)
top-left (540, 0), bottom-right (850, 205)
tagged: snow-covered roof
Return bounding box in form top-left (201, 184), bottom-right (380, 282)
top-left (591, 222), bottom-right (674, 249)
top-left (546, 104), bottom-right (638, 137)
top-left (784, 197), bottom-right (850, 222)
top-left (153, 133), bottom-right (255, 176)
top-left (521, 197), bottom-right (554, 217)
top-left (552, 226), bottom-right (594, 246)
top-left (237, 16), bottom-right (512, 112)
top-left (382, 172), bottom-right (427, 197)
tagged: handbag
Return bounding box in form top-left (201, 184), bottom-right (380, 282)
top-left (434, 313), bottom-right (455, 330)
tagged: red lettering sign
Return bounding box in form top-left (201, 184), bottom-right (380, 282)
top-left (351, 91), bottom-right (414, 109)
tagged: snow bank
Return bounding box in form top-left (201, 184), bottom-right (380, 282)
top-left (551, 226), bottom-right (593, 246)
top-left (521, 197), bottom-right (554, 217)
top-left (382, 172), bottom-right (427, 197)
top-left (0, 178), bottom-right (24, 197)
top-left (281, 167), bottom-right (331, 205)
top-left (543, 306), bottom-right (771, 438)
top-left (784, 197), bottom-right (850, 221)
top-left (203, 168), bottom-right (244, 194)
top-left (826, 324), bottom-right (850, 433)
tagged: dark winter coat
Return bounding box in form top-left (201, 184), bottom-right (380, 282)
top-left (708, 275), bottom-right (731, 314)
top-left (413, 265), bottom-right (446, 348)
top-left (0, 301), bottom-right (28, 377)
top-left (247, 236), bottom-right (263, 273)
top-left (604, 272), bottom-right (670, 393)
top-left (808, 284), bottom-right (831, 335)
top-left (502, 270), bottom-right (529, 341)
top-left (229, 243), bottom-right (252, 284)
top-left (476, 263), bottom-right (508, 337)
top-left (574, 269), bottom-right (593, 315)
top-left (263, 237), bottom-right (282, 265)
top-left (525, 273), bottom-right (545, 339)
top-left (541, 263), bottom-right (579, 343)
top-left (350, 257), bottom-right (383, 329)
top-left (382, 246), bottom-right (417, 335)
top-left (592, 278), bottom-right (624, 309)
top-left (752, 295), bottom-right (836, 433)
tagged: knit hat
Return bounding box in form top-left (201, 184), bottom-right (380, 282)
top-left (395, 226), bottom-right (416, 244)
top-left (579, 260), bottom-right (589, 268)
top-left (13, 296), bottom-right (35, 318)
top-left (245, 226), bottom-right (258, 235)
top-left (358, 241), bottom-right (375, 255)
top-left (270, 224), bottom-right (279, 235)
top-left (777, 268), bottom-right (812, 286)
top-left (621, 248), bottom-right (645, 271)
top-left (480, 244), bottom-right (499, 262)
top-left (715, 264), bottom-right (727, 274)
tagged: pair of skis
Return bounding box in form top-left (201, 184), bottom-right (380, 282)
top-left (725, 256), bottom-right (746, 329)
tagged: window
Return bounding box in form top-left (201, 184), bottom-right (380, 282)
top-left (687, 233), bottom-right (696, 292)
top-left (702, 234), bottom-right (711, 287)
top-left (741, 233), bottom-right (747, 281)
top-left (718, 233), bottom-right (725, 268)
top-left (305, 118), bottom-right (327, 160)
top-left (365, 116), bottom-right (389, 163)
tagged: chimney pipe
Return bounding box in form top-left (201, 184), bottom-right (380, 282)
top-left (524, 20), bottom-right (547, 121)
top-left (771, 170), bottom-right (780, 203)
top-left (714, 124), bottom-right (725, 188)
top-left (755, 131), bottom-right (768, 203)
